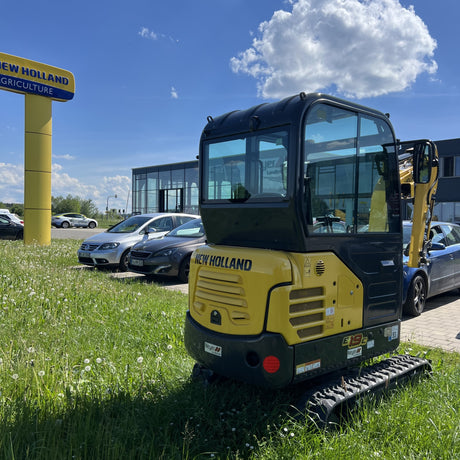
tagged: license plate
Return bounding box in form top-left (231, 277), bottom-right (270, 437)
top-left (131, 259), bottom-right (143, 267)
top-left (80, 252), bottom-right (90, 258)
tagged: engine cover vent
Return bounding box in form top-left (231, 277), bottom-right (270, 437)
top-left (315, 260), bottom-right (325, 276)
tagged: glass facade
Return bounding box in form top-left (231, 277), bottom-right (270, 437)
top-left (132, 161), bottom-right (198, 214)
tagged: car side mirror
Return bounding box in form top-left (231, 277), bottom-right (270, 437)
top-left (429, 242), bottom-right (445, 251)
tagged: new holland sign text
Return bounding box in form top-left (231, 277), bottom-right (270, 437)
top-left (0, 52), bottom-right (74, 101)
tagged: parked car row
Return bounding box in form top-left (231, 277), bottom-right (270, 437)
top-left (77, 212), bottom-right (201, 273)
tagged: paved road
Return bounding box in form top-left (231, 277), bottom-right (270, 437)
top-left (51, 227), bottom-right (104, 240)
top-left (57, 228), bottom-right (460, 353)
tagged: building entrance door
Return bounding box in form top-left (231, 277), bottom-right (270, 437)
top-left (159, 188), bottom-right (184, 212)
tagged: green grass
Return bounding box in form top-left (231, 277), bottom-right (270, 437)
top-left (0, 240), bottom-right (459, 459)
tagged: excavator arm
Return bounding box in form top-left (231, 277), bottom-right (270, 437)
top-left (398, 140), bottom-right (439, 268)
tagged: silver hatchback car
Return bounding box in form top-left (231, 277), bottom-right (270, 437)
top-left (77, 212), bottom-right (199, 271)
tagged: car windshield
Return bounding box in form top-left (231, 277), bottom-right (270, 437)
top-left (168, 219), bottom-right (204, 238)
top-left (107, 216), bottom-right (152, 233)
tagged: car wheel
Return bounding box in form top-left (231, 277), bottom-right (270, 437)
top-left (178, 255), bottom-right (191, 283)
top-left (119, 249), bottom-right (130, 272)
top-left (404, 274), bottom-right (427, 316)
top-left (88, 221), bottom-right (96, 229)
top-left (61, 221), bottom-right (70, 229)
top-left (16, 230), bottom-right (24, 240)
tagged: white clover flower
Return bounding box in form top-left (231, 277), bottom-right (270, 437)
top-left (12, 374), bottom-right (18, 380)
top-left (137, 356), bottom-right (144, 364)
top-left (27, 347), bottom-right (35, 353)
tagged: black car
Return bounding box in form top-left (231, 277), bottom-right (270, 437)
top-left (128, 218), bottom-right (206, 282)
top-left (0, 215), bottom-right (24, 240)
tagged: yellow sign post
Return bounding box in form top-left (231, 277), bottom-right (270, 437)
top-left (0, 52), bottom-right (75, 245)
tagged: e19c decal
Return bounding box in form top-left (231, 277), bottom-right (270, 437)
top-left (342, 333), bottom-right (368, 349)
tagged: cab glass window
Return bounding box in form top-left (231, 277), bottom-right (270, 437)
top-left (203, 129), bottom-right (289, 202)
top-left (304, 103), bottom-right (398, 234)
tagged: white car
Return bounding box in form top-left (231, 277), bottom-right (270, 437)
top-left (0, 209), bottom-right (23, 225)
top-left (77, 212), bottom-right (199, 271)
top-left (52, 213), bottom-right (98, 229)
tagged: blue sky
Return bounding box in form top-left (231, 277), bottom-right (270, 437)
top-left (0, 0), bottom-right (459, 212)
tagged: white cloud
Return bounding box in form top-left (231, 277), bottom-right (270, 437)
top-left (139, 26), bottom-right (179, 44)
top-left (53, 153), bottom-right (75, 160)
top-left (0, 162), bottom-right (24, 203)
top-left (230, 0), bottom-right (437, 99)
top-left (139, 27), bottom-right (158, 40)
top-left (170, 86), bottom-right (178, 99)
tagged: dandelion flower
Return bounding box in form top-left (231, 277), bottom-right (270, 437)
top-left (38, 370), bottom-right (45, 377)
top-left (85, 365), bottom-right (91, 372)
top-left (84, 358), bottom-right (90, 364)
top-left (12, 374), bottom-right (19, 380)
top-left (96, 358), bottom-right (102, 364)
top-left (27, 346), bottom-right (35, 353)
top-left (167, 344), bottom-right (173, 350)
top-left (137, 356), bottom-right (144, 364)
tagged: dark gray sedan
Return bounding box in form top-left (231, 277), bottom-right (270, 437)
top-left (128, 218), bottom-right (206, 282)
top-left (0, 215), bottom-right (24, 240)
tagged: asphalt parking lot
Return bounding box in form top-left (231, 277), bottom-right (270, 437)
top-left (55, 227), bottom-right (460, 353)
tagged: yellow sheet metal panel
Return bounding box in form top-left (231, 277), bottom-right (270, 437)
top-left (266, 252), bottom-right (363, 346)
top-left (189, 245), bottom-right (292, 335)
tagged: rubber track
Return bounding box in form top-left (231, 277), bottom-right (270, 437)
top-left (296, 355), bottom-right (432, 427)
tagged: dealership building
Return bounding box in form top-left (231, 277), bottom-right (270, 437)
top-left (131, 138), bottom-right (460, 222)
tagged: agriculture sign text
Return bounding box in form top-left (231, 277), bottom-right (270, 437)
top-left (0, 52), bottom-right (74, 101)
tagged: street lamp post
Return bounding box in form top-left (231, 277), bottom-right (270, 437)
top-left (106, 194), bottom-right (117, 216)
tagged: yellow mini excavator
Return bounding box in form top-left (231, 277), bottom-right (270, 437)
top-left (184, 93), bottom-right (438, 424)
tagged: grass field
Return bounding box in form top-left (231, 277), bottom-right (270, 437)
top-left (0, 239), bottom-right (459, 459)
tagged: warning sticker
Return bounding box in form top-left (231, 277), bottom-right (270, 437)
top-left (296, 359), bottom-right (321, 375)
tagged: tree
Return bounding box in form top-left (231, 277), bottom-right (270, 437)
top-left (10, 203), bottom-right (24, 216)
top-left (51, 195), bottom-right (98, 218)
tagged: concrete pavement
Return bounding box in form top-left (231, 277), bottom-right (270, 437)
top-left (400, 291), bottom-right (460, 353)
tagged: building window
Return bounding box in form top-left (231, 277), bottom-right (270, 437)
top-left (443, 157), bottom-right (454, 177)
top-left (455, 156), bottom-right (460, 177)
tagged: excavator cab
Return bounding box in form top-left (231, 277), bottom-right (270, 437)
top-left (185, 93), bottom-right (436, 389)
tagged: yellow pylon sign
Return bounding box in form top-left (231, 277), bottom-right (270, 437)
top-left (0, 52), bottom-right (75, 245)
